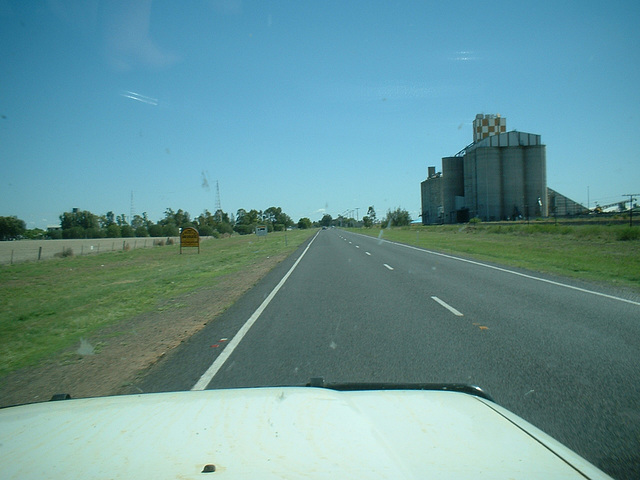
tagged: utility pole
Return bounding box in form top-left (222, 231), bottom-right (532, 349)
top-left (624, 194), bottom-right (639, 227)
top-left (130, 191), bottom-right (135, 225)
top-left (355, 207), bottom-right (360, 222)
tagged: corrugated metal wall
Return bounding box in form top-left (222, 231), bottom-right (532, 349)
top-left (502, 147), bottom-right (525, 219)
top-left (442, 157), bottom-right (464, 223)
top-left (459, 141), bottom-right (546, 221)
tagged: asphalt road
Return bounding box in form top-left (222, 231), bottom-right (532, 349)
top-left (131, 228), bottom-right (640, 479)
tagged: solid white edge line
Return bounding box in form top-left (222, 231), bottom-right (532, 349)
top-left (431, 296), bottom-right (464, 316)
top-left (191, 231), bottom-right (320, 391)
top-left (383, 263), bottom-right (394, 270)
top-left (349, 231), bottom-right (640, 307)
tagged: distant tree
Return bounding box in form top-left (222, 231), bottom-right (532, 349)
top-left (197, 209), bottom-right (233, 236)
top-left (234, 208), bottom-right (261, 234)
top-left (0, 216), bottom-right (26, 240)
top-left (60, 209), bottom-right (99, 230)
top-left (216, 221), bottom-right (233, 235)
top-left (197, 210), bottom-right (215, 228)
top-left (264, 207), bottom-right (292, 228)
top-left (198, 224), bottom-right (216, 237)
top-left (234, 224), bottom-right (254, 235)
top-left (47, 228), bottom-right (62, 239)
top-left (116, 214), bottom-right (128, 226)
top-left (320, 214), bottom-right (333, 227)
top-left (131, 214), bottom-right (144, 230)
top-left (62, 226), bottom-right (85, 239)
top-left (214, 209), bottom-right (230, 224)
top-left (86, 227), bottom-right (105, 238)
top-left (135, 226), bottom-right (149, 237)
top-left (247, 209), bottom-right (261, 224)
top-left (383, 207), bottom-right (411, 227)
top-left (160, 208), bottom-right (192, 230)
top-left (235, 209), bottom-right (247, 225)
top-left (367, 206), bottom-right (377, 223)
top-left (298, 217), bottom-right (312, 229)
top-left (148, 224), bottom-right (163, 237)
top-left (106, 224), bottom-right (122, 238)
top-left (132, 212), bottom-right (153, 230)
top-left (22, 228), bottom-right (46, 240)
top-left (162, 224), bottom-right (179, 237)
top-left (162, 208), bottom-right (177, 224)
top-left (362, 216), bottom-right (372, 228)
top-left (173, 208), bottom-right (191, 228)
top-left (100, 211), bottom-right (115, 228)
top-left (280, 213), bottom-right (293, 228)
top-left (121, 225), bottom-right (134, 237)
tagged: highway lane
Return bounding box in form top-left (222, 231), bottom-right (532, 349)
top-left (131, 228), bottom-right (640, 479)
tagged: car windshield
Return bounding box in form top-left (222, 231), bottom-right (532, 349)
top-left (1, 1), bottom-right (639, 479)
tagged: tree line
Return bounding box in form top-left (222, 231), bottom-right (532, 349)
top-left (0, 206), bottom-right (411, 241)
top-left (1, 206), bottom-right (296, 240)
top-left (316, 206), bottom-right (411, 229)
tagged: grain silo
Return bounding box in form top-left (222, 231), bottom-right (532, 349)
top-left (524, 142), bottom-right (547, 217)
top-left (442, 156), bottom-right (464, 223)
top-left (502, 145), bottom-right (525, 219)
top-left (421, 115), bottom-right (549, 224)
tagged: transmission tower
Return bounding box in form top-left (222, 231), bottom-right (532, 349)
top-left (215, 181), bottom-right (222, 221)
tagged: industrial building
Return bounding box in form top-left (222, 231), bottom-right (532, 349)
top-left (421, 114), bottom-right (582, 224)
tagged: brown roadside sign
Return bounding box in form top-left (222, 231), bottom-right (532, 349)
top-left (180, 227), bottom-right (200, 254)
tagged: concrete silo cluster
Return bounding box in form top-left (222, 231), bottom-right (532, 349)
top-left (421, 114), bottom-right (554, 224)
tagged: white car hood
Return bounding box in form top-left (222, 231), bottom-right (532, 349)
top-left (0, 387), bottom-right (611, 479)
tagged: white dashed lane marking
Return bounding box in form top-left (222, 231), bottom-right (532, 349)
top-left (431, 296), bottom-right (464, 316)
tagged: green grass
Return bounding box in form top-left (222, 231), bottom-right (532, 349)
top-left (0, 230), bottom-right (314, 377)
top-left (349, 224), bottom-right (640, 291)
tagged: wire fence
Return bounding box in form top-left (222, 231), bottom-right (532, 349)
top-left (0, 237), bottom-right (180, 265)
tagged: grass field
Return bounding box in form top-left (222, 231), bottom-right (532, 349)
top-left (0, 230), bottom-right (314, 378)
top-left (349, 223), bottom-right (640, 292)
top-left (0, 237), bottom-right (181, 264)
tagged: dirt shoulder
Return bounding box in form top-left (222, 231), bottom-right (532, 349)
top-left (0, 253), bottom-right (288, 407)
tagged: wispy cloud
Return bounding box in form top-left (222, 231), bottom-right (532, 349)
top-left (372, 83), bottom-right (438, 100)
top-left (208, 0), bottom-right (242, 15)
top-left (451, 50), bottom-right (479, 61)
top-left (326, 80), bottom-right (465, 102)
top-left (104, 1), bottom-right (180, 71)
top-left (119, 90), bottom-right (158, 106)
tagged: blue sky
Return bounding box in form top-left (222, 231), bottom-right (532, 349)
top-left (2, 0), bottom-right (639, 229)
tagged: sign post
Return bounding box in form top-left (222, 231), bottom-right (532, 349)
top-left (180, 227), bottom-right (200, 254)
